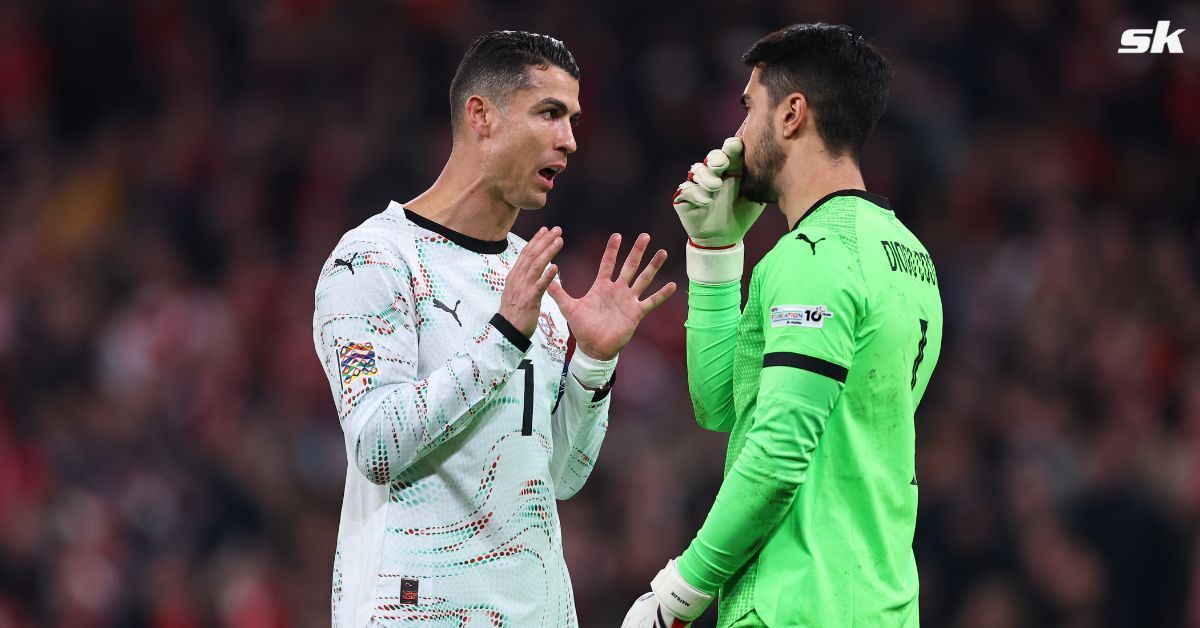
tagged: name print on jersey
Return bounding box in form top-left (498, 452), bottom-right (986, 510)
top-left (881, 240), bottom-right (938, 286)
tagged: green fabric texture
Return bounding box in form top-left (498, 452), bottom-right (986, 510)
top-left (679, 193), bottom-right (943, 627)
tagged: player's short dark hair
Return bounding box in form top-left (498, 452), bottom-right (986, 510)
top-left (449, 30), bottom-right (580, 134)
top-left (743, 23), bottom-right (891, 159)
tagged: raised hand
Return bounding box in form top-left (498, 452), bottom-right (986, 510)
top-left (672, 137), bottom-right (767, 285)
top-left (548, 233), bottom-right (676, 360)
top-left (499, 226), bottom-right (563, 336)
top-left (673, 137), bottom-right (767, 249)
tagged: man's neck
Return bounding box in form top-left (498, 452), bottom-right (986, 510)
top-left (404, 151), bottom-right (519, 241)
top-left (777, 154), bottom-right (866, 230)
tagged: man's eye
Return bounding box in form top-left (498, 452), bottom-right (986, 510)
top-left (541, 110), bottom-right (555, 120)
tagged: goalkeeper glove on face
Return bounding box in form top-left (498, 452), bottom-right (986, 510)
top-left (672, 137), bottom-right (767, 285)
top-left (621, 559), bottom-right (714, 628)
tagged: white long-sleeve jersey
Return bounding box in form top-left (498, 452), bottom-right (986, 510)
top-left (313, 202), bottom-right (615, 628)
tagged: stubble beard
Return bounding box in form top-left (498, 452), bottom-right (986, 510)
top-left (740, 120), bottom-right (786, 204)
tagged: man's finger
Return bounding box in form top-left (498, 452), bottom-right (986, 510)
top-left (526, 225), bottom-right (561, 257)
top-left (532, 236), bottom-right (564, 278)
top-left (618, 233), bottom-right (650, 285)
top-left (546, 280), bottom-right (574, 311)
top-left (640, 281), bottom-right (677, 313)
top-left (704, 147), bottom-right (730, 175)
top-left (527, 226), bottom-right (553, 251)
top-left (689, 163), bottom-right (722, 192)
top-left (510, 226), bottom-right (547, 275)
top-left (631, 249), bottom-right (667, 295)
top-left (673, 182), bottom-right (713, 208)
top-left (517, 226), bottom-right (559, 277)
top-left (596, 233), bottom-right (621, 282)
top-left (535, 264), bottom-right (559, 293)
top-left (720, 136), bottom-right (744, 176)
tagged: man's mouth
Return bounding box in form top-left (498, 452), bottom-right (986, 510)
top-left (538, 166), bottom-right (563, 182)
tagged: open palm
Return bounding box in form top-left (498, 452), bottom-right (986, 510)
top-left (548, 233), bottom-right (676, 361)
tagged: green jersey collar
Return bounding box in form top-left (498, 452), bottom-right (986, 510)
top-left (793, 189), bottom-right (892, 231)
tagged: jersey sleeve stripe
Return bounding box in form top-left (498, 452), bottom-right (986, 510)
top-left (762, 352), bottom-right (848, 383)
top-left (489, 313), bottom-right (532, 352)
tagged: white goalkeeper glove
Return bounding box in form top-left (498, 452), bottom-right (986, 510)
top-left (672, 136), bottom-right (767, 285)
top-left (621, 559), bottom-right (714, 628)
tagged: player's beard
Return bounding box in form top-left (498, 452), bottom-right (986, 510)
top-left (741, 119), bottom-right (786, 204)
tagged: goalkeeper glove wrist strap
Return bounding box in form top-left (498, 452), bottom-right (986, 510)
top-left (685, 240), bottom-right (744, 285)
top-left (651, 559), bottom-right (714, 622)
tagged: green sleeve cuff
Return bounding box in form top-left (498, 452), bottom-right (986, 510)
top-left (676, 547), bottom-right (719, 595)
top-left (688, 279), bottom-right (740, 307)
top-left (686, 279), bottom-right (741, 326)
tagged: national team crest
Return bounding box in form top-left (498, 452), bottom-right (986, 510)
top-left (537, 312), bottom-right (568, 363)
top-left (339, 342), bottom-right (379, 385)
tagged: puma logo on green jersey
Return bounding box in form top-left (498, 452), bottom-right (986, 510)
top-left (795, 232), bottom-right (826, 254)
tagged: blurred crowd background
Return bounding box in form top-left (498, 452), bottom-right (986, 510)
top-left (2, 0), bottom-right (1199, 626)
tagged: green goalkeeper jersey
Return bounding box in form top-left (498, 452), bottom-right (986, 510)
top-left (677, 191), bottom-right (943, 627)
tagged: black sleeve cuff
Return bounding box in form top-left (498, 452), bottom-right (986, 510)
top-left (489, 313), bottom-right (531, 352)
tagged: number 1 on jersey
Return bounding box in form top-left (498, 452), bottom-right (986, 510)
top-left (910, 319), bottom-right (929, 486)
top-left (911, 319), bottom-right (928, 390)
top-left (518, 360), bottom-right (534, 436)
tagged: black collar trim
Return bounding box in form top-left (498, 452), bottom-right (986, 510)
top-left (793, 189), bottom-right (892, 231)
top-left (404, 209), bottom-right (509, 254)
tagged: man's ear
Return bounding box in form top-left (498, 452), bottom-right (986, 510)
top-left (779, 92), bottom-right (807, 140)
top-left (465, 95), bottom-right (494, 139)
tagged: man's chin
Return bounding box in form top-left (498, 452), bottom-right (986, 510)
top-left (741, 184), bottom-right (776, 204)
top-left (519, 194), bottom-right (549, 210)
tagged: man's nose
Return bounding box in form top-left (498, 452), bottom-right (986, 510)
top-left (556, 123), bottom-right (577, 155)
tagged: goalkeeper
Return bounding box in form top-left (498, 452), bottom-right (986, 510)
top-left (623, 23), bottom-right (943, 628)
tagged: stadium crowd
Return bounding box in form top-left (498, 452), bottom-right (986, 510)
top-left (0, 0), bottom-right (1197, 626)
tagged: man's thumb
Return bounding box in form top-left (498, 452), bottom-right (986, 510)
top-left (721, 137), bottom-right (744, 175)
